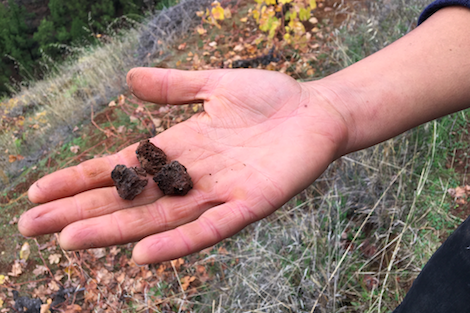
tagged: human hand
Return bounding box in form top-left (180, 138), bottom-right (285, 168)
top-left (19, 68), bottom-right (348, 264)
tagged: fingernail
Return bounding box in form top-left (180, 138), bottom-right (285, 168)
top-left (132, 258), bottom-right (147, 267)
top-left (126, 69), bottom-right (135, 93)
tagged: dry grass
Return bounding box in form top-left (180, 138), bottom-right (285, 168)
top-left (0, 0), bottom-right (212, 191)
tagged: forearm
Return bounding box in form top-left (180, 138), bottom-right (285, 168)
top-left (308, 6), bottom-right (470, 156)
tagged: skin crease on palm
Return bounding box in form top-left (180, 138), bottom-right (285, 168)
top-left (18, 7), bottom-right (470, 265)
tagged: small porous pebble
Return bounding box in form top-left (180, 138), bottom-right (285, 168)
top-left (111, 165), bottom-right (148, 200)
top-left (112, 139), bottom-right (193, 199)
top-left (153, 161), bottom-right (193, 196)
top-left (135, 139), bottom-right (168, 175)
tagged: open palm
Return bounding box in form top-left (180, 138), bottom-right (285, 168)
top-left (19, 68), bottom-right (347, 264)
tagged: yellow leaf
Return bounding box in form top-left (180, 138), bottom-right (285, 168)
top-left (268, 19), bottom-right (281, 38)
top-left (0, 298), bottom-right (3, 307)
top-left (252, 9), bottom-right (260, 22)
top-left (299, 7), bottom-right (310, 21)
top-left (283, 33), bottom-right (291, 43)
top-left (211, 3), bottom-right (224, 20)
top-left (196, 25), bottom-right (206, 35)
top-left (0, 275), bottom-right (6, 285)
top-left (278, 0), bottom-right (293, 3)
top-left (20, 242), bottom-right (30, 261)
top-left (265, 0), bottom-right (277, 4)
top-left (309, 0), bottom-right (317, 10)
top-left (239, 17), bottom-right (247, 22)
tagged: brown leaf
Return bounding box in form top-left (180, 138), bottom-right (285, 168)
top-left (48, 280), bottom-right (60, 292)
top-left (8, 155), bottom-right (24, 163)
top-left (33, 265), bottom-right (49, 276)
top-left (360, 239), bottom-right (377, 258)
top-left (109, 246), bottom-right (121, 257)
top-left (63, 304), bottom-right (82, 312)
top-left (180, 276), bottom-right (196, 291)
top-left (49, 253), bottom-right (61, 264)
top-left (90, 248), bottom-right (106, 259)
top-left (217, 247), bottom-right (228, 255)
top-left (363, 275), bottom-right (379, 291)
top-left (32, 285), bottom-right (49, 301)
top-left (8, 261), bottom-right (23, 277)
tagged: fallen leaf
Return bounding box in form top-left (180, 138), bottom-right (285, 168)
top-left (0, 275), bottom-right (6, 285)
top-left (218, 247), bottom-right (228, 255)
top-left (40, 300), bottom-right (51, 313)
top-left (151, 118), bottom-right (162, 127)
top-left (70, 145), bottom-right (80, 154)
top-left (196, 25), bottom-right (207, 35)
top-left (8, 155), bottom-right (24, 163)
top-left (33, 265), bottom-right (48, 277)
top-left (49, 253), bottom-right (61, 264)
top-left (63, 304), bottom-right (82, 312)
top-left (48, 280), bottom-right (60, 292)
top-left (363, 275), bottom-right (379, 291)
top-left (108, 100), bottom-right (117, 107)
top-left (309, 17), bottom-right (318, 24)
top-left (19, 242), bottom-right (31, 261)
top-left (8, 261), bottom-right (23, 277)
top-left (117, 125), bottom-right (126, 133)
top-left (233, 44), bottom-right (244, 51)
top-left (211, 2), bottom-right (225, 20)
top-left (32, 285), bottom-right (48, 301)
top-left (180, 275), bottom-right (196, 290)
top-left (109, 246), bottom-right (121, 256)
top-left (90, 248), bottom-right (106, 259)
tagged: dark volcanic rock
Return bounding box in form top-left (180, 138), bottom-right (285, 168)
top-left (153, 161), bottom-right (193, 196)
top-left (13, 290), bottom-right (42, 313)
top-left (135, 139), bottom-right (168, 175)
top-left (111, 164), bottom-right (148, 200)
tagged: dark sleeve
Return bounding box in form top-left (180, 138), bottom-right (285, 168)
top-left (418, 0), bottom-right (470, 24)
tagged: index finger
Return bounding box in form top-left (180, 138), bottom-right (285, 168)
top-left (28, 142), bottom-right (139, 204)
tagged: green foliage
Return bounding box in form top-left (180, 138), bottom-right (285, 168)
top-left (0, 0), bottom-right (166, 98)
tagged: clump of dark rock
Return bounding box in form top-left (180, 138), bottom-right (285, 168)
top-left (232, 47), bottom-right (279, 68)
top-left (13, 290), bottom-right (42, 313)
top-left (12, 286), bottom-right (84, 313)
top-left (153, 161), bottom-right (193, 196)
top-left (112, 140), bottom-right (193, 199)
top-left (111, 165), bottom-right (148, 200)
top-left (136, 139), bottom-right (168, 175)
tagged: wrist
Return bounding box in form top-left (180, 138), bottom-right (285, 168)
top-left (300, 79), bottom-right (358, 160)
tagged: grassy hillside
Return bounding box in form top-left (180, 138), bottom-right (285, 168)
top-left (2, 0), bottom-right (469, 312)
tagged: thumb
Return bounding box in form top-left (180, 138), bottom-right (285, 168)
top-left (126, 67), bottom-right (224, 105)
